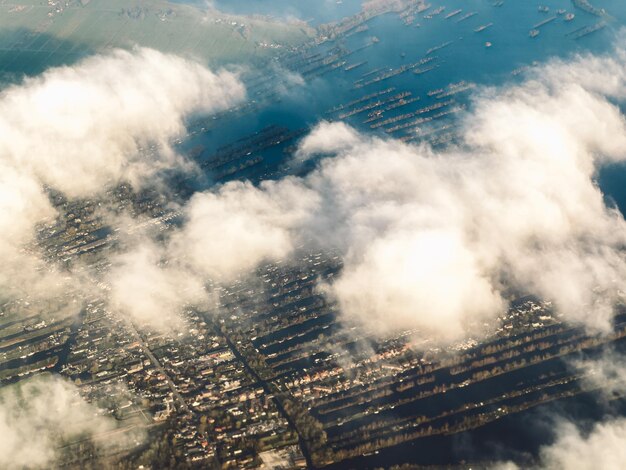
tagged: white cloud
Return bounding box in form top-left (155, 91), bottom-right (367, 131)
top-left (328, 229), bottom-right (503, 339)
top-left (0, 47), bottom-right (244, 197)
top-left (495, 417), bottom-right (626, 470)
top-left (168, 179), bottom-right (318, 282)
top-left (0, 375), bottom-right (129, 469)
top-left (106, 178), bottom-right (318, 330)
top-left (570, 351), bottom-right (626, 400)
top-left (293, 50), bottom-right (626, 339)
top-left (108, 241), bottom-right (207, 333)
top-left (296, 121), bottom-right (361, 157)
top-left (0, 47), bottom-right (245, 302)
top-left (135, 48), bottom-right (626, 341)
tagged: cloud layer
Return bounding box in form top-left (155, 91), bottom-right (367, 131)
top-left (0, 47), bottom-right (245, 467)
top-left (107, 179), bottom-right (318, 330)
top-left (0, 47), bottom-right (244, 197)
top-left (0, 47), bottom-right (245, 300)
top-left (3, 42), bottom-right (626, 467)
top-left (1, 18), bottom-right (626, 470)
top-left (0, 375), bottom-right (127, 469)
top-left (298, 73), bottom-right (626, 337)
top-left (495, 417), bottom-right (626, 470)
top-left (116, 48), bottom-right (626, 341)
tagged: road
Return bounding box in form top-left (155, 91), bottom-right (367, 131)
top-left (204, 314), bottom-right (315, 468)
top-left (122, 317), bottom-right (191, 415)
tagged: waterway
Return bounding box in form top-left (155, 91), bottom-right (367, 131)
top-left (183, 0), bottom-right (626, 187)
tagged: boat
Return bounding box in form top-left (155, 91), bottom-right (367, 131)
top-left (571, 21), bottom-right (606, 39)
top-left (456, 11), bottom-right (477, 23)
top-left (571, 0), bottom-right (606, 17)
top-left (565, 13), bottom-right (575, 21)
top-left (445, 9), bottom-right (462, 19)
top-left (529, 29), bottom-right (540, 38)
top-left (413, 64), bottom-right (440, 75)
top-left (344, 61), bottom-right (367, 72)
top-left (474, 23), bottom-right (493, 33)
top-left (533, 16), bottom-right (556, 28)
top-left (426, 41), bottom-right (453, 55)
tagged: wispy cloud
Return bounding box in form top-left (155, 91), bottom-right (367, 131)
top-left (0, 375), bottom-right (142, 469)
top-left (116, 47), bottom-right (626, 342)
top-left (494, 416), bottom-right (626, 470)
top-left (0, 47), bottom-right (245, 302)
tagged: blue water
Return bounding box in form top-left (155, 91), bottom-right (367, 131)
top-left (185, 0), bottom-right (625, 185)
top-left (3, 0), bottom-right (623, 201)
